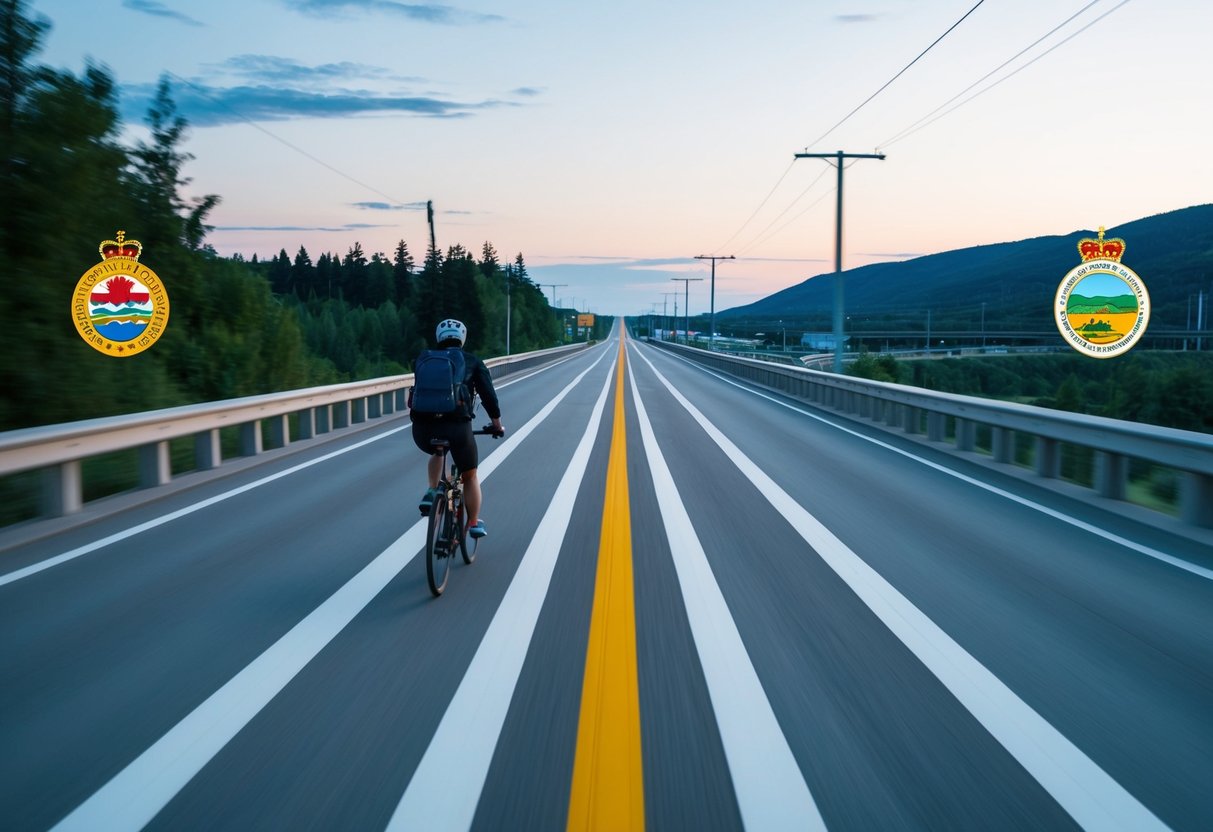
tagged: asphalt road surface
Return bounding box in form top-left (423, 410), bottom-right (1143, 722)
top-left (3, 323), bottom-right (1211, 831)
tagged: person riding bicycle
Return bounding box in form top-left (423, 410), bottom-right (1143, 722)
top-left (410, 319), bottom-right (503, 539)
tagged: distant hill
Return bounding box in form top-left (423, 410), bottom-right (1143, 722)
top-left (720, 204), bottom-right (1213, 328)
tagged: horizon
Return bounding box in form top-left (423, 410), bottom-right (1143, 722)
top-left (31, 0), bottom-right (1213, 316)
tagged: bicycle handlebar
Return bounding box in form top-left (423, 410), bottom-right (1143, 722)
top-left (474, 424), bottom-right (505, 438)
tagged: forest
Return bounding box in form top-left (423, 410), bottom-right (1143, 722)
top-left (0, 0), bottom-right (580, 434)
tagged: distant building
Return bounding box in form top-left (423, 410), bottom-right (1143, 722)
top-left (801, 332), bottom-right (850, 350)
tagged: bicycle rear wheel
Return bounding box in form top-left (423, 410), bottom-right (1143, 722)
top-left (426, 488), bottom-right (451, 596)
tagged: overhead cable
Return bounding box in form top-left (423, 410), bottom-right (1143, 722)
top-left (806, 0), bottom-right (987, 149)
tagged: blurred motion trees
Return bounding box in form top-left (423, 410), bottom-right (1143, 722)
top-left (0, 0), bottom-right (562, 431)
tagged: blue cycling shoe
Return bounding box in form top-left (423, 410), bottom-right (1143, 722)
top-left (419, 487), bottom-right (437, 515)
top-left (468, 520), bottom-right (487, 539)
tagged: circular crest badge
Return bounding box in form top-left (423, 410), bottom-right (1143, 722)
top-left (1054, 228), bottom-right (1149, 359)
top-left (71, 231), bottom-right (170, 357)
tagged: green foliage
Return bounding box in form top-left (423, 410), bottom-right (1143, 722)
top-left (846, 353), bottom-right (901, 383)
top-left (899, 353), bottom-right (1213, 434)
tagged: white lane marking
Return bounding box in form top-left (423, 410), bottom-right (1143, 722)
top-left (632, 348), bottom-right (1171, 832)
top-left (649, 346), bottom-right (1213, 582)
top-left (0, 345), bottom-right (605, 588)
top-left (50, 347), bottom-right (614, 832)
top-left (385, 356), bottom-right (618, 832)
top-left (626, 347), bottom-right (826, 832)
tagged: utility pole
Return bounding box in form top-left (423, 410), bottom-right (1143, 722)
top-left (661, 292), bottom-right (678, 340)
top-left (695, 255), bottom-right (735, 350)
top-left (538, 283), bottom-right (567, 342)
top-left (671, 277), bottom-right (704, 345)
top-left (794, 150), bottom-right (885, 373)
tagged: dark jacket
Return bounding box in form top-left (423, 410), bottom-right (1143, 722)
top-left (462, 350), bottom-right (501, 420)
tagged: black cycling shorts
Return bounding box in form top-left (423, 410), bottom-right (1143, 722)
top-left (411, 419), bottom-right (478, 473)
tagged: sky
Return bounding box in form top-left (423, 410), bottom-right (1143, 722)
top-left (32, 0), bottom-right (1213, 318)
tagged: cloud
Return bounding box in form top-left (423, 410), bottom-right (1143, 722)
top-left (350, 201), bottom-right (416, 211)
top-left (835, 14), bottom-right (879, 24)
top-left (122, 80), bottom-right (516, 126)
top-left (511, 86), bottom-right (544, 97)
top-left (209, 55), bottom-right (423, 86)
top-left (857, 252), bottom-right (923, 259)
top-left (123, 0), bottom-right (203, 26)
top-left (283, 0), bottom-right (504, 24)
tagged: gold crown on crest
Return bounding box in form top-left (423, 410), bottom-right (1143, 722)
top-left (1077, 227), bottom-right (1125, 263)
top-left (100, 230), bottom-right (142, 261)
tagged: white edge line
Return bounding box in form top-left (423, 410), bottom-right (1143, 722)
top-left (626, 345), bottom-right (826, 832)
top-left (49, 346), bottom-right (613, 832)
top-left (651, 347), bottom-right (1213, 582)
top-left (633, 345), bottom-right (1171, 832)
top-left (0, 344), bottom-right (605, 589)
top-left (385, 351), bottom-right (619, 832)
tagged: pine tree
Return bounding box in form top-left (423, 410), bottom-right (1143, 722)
top-left (392, 239), bottom-right (414, 303)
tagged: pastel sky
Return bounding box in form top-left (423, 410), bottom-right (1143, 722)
top-left (34, 0), bottom-right (1213, 317)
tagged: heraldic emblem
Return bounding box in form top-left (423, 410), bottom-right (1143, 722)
top-left (71, 231), bottom-right (170, 356)
top-left (1054, 227), bottom-right (1149, 358)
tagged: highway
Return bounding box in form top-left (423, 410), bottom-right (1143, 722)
top-left (2, 324), bottom-right (1211, 831)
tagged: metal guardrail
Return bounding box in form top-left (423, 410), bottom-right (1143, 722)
top-left (652, 340), bottom-right (1213, 528)
top-left (0, 342), bottom-right (590, 519)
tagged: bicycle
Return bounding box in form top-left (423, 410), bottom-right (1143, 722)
top-left (425, 424), bottom-right (502, 597)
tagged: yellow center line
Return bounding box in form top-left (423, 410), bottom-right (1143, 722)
top-left (567, 335), bottom-right (645, 831)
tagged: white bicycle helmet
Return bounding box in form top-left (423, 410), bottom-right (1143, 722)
top-left (435, 318), bottom-right (467, 346)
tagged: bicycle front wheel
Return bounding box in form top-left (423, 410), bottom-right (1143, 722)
top-left (426, 490), bottom-right (451, 596)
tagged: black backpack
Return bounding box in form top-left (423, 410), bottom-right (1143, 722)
top-left (410, 348), bottom-right (473, 419)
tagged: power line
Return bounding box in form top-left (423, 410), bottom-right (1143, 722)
top-left (879, 0), bottom-right (1132, 149)
top-left (163, 71), bottom-right (416, 210)
top-left (806, 0), bottom-right (987, 148)
top-left (736, 186), bottom-right (835, 256)
top-left (878, 0), bottom-right (1103, 148)
top-left (709, 159), bottom-right (797, 254)
top-left (732, 165), bottom-right (831, 255)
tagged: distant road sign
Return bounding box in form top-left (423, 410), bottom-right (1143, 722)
top-left (577, 314), bottom-right (595, 327)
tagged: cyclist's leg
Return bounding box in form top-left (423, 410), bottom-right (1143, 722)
top-left (426, 453), bottom-right (443, 488)
top-left (447, 423), bottom-right (483, 531)
top-left (463, 468), bottom-right (481, 528)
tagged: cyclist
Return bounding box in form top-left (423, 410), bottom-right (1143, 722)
top-left (411, 319), bottom-right (504, 539)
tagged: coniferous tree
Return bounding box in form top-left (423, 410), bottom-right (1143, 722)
top-left (392, 239), bottom-right (414, 303)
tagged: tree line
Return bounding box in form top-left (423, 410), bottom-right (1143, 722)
top-left (0, 0), bottom-right (567, 432)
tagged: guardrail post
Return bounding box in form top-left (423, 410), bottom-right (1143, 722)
top-left (927, 412), bottom-right (946, 442)
top-left (368, 395), bottom-right (382, 419)
top-left (268, 414), bottom-right (289, 449)
top-left (885, 403), bottom-right (901, 427)
top-left (991, 427), bottom-right (1014, 464)
top-left (904, 406), bottom-right (921, 434)
top-left (240, 421), bottom-right (262, 456)
top-left (1180, 472), bottom-right (1213, 528)
top-left (1035, 437), bottom-right (1060, 478)
top-left (1093, 452), bottom-right (1127, 500)
top-left (297, 408), bottom-right (316, 440)
top-left (195, 428), bottom-right (221, 470)
top-left (41, 460), bottom-right (82, 516)
top-left (334, 401), bottom-right (351, 429)
top-left (955, 419), bottom-right (976, 452)
top-left (858, 395), bottom-right (871, 418)
top-left (139, 441), bottom-right (171, 488)
top-left (352, 398), bottom-right (367, 424)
